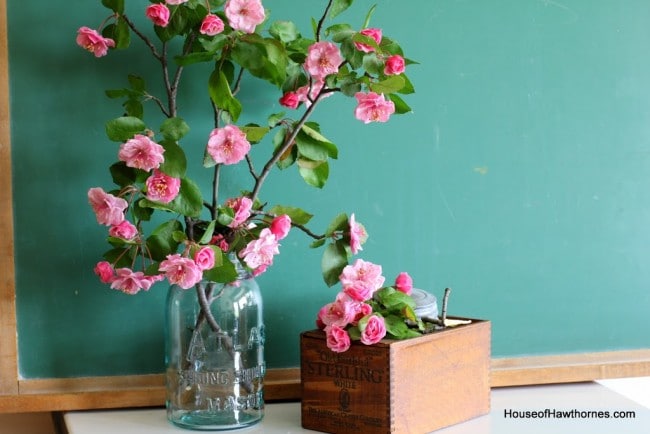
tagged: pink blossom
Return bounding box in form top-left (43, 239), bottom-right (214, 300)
top-left (360, 315), bottom-right (387, 345)
top-left (252, 263), bottom-right (269, 277)
top-left (88, 187), bottom-right (128, 226)
top-left (348, 213), bottom-right (367, 254)
top-left (118, 134), bottom-right (165, 171)
top-left (206, 125), bottom-right (251, 165)
top-left (210, 234), bottom-right (230, 252)
top-left (339, 259), bottom-right (385, 302)
top-left (354, 91), bottom-right (395, 124)
top-left (354, 28), bottom-right (382, 53)
top-left (200, 14), bottom-right (225, 36)
top-left (325, 325), bottom-right (351, 353)
top-left (279, 91), bottom-right (300, 109)
top-left (384, 54), bottom-right (405, 75)
top-left (146, 4), bottom-right (171, 27)
top-left (224, 196), bottom-right (253, 228)
top-left (295, 79), bottom-right (332, 107)
top-left (239, 228), bottom-right (279, 271)
top-left (159, 254), bottom-right (203, 289)
top-left (225, 0), bottom-right (265, 34)
top-left (111, 268), bottom-right (163, 295)
top-left (394, 272), bottom-right (413, 295)
top-left (351, 301), bottom-right (372, 326)
top-left (94, 261), bottom-right (115, 284)
top-left (109, 220), bottom-right (138, 240)
top-left (318, 293), bottom-right (357, 328)
top-left (145, 170), bottom-right (181, 203)
top-left (166, 0), bottom-right (188, 5)
top-left (194, 246), bottom-right (216, 271)
top-left (304, 41), bottom-right (343, 80)
top-left (270, 214), bottom-right (291, 240)
top-left (76, 27), bottom-right (115, 58)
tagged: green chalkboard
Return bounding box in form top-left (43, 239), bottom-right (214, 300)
top-left (8, 0), bottom-right (650, 381)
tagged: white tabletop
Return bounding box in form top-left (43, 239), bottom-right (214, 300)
top-left (65, 379), bottom-right (650, 434)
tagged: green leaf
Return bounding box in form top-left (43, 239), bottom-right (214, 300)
top-left (171, 177), bottom-right (203, 218)
top-left (241, 125), bottom-right (270, 143)
top-left (101, 0), bottom-right (124, 14)
top-left (127, 74), bottom-right (145, 92)
top-left (298, 159), bottom-right (329, 188)
top-left (298, 123), bottom-right (338, 159)
top-left (175, 51), bottom-right (215, 66)
top-left (203, 246), bottom-right (237, 283)
top-left (362, 4), bottom-right (377, 29)
top-left (172, 230), bottom-right (188, 243)
top-left (102, 247), bottom-right (132, 268)
top-left (325, 213), bottom-right (349, 237)
top-left (398, 74), bottom-right (416, 95)
top-left (269, 21), bottom-right (300, 43)
top-left (197, 220), bottom-right (216, 244)
top-left (310, 238), bottom-right (326, 248)
top-left (376, 287), bottom-right (417, 311)
top-left (208, 69), bottom-right (242, 123)
top-left (146, 220), bottom-right (184, 261)
top-left (347, 326), bottom-right (361, 341)
top-left (267, 205), bottom-right (313, 225)
top-left (199, 34), bottom-right (229, 53)
top-left (267, 112), bottom-right (285, 128)
top-left (105, 116), bottom-right (146, 142)
top-left (160, 117), bottom-right (190, 141)
top-left (384, 315), bottom-right (422, 340)
top-left (326, 23), bottom-right (355, 43)
top-left (124, 100), bottom-right (144, 119)
top-left (109, 161), bottom-right (136, 188)
top-left (352, 33), bottom-right (380, 52)
top-left (159, 140), bottom-right (187, 178)
top-left (139, 177), bottom-right (203, 218)
top-left (132, 200), bottom-right (153, 221)
top-left (329, 0), bottom-right (354, 20)
top-left (216, 207), bottom-right (235, 227)
top-left (388, 93), bottom-right (412, 115)
top-left (273, 127), bottom-right (297, 170)
top-left (231, 35), bottom-right (288, 87)
top-left (103, 19), bottom-right (130, 50)
top-left (369, 75), bottom-right (406, 95)
top-left (321, 240), bottom-right (349, 287)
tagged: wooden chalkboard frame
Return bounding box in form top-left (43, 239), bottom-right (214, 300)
top-left (1, 0), bottom-right (650, 413)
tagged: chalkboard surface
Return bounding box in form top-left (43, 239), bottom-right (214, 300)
top-left (8, 0), bottom-right (650, 380)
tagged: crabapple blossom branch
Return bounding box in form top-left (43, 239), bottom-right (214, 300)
top-left (441, 287), bottom-right (451, 324)
top-left (121, 15), bottom-right (162, 60)
top-left (253, 210), bottom-right (324, 240)
top-left (195, 282), bottom-right (253, 393)
top-left (315, 0), bottom-right (334, 42)
top-left (245, 155), bottom-right (259, 181)
top-left (232, 68), bottom-right (245, 96)
top-left (211, 164), bottom-right (222, 219)
top-left (250, 90), bottom-right (332, 203)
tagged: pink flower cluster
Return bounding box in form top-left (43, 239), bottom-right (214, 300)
top-left (277, 26), bottom-right (404, 124)
top-left (317, 255), bottom-right (415, 352)
top-left (94, 244), bottom-right (218, 294)
top-left (239, 215), bottom-right (291, 276)
top-left (317, 259), bottom-right (387, 352)
top-left (143, 0), bottom-right (264, 34)
top-left (207, 125), bottom-right (251, 166)
top-left (76, 27), bottom-right (115, 58)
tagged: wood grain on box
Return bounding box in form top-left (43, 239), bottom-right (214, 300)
top-left (300, 320), bottom-right (491, 434)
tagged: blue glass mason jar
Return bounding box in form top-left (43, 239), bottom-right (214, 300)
top-left (165, 266), bottom-right (265, 431)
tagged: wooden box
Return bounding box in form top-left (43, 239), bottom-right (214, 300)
top-left (300, 319), bottom-right (490, 434)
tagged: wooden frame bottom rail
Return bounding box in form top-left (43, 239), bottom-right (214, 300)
top-left (1, 350), bottom-right (650, 413)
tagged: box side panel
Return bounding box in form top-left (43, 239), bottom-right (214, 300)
top-left (300, 332), bottom-right (392, 434)
top-left (391, 321), bottom-right (491, 433)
